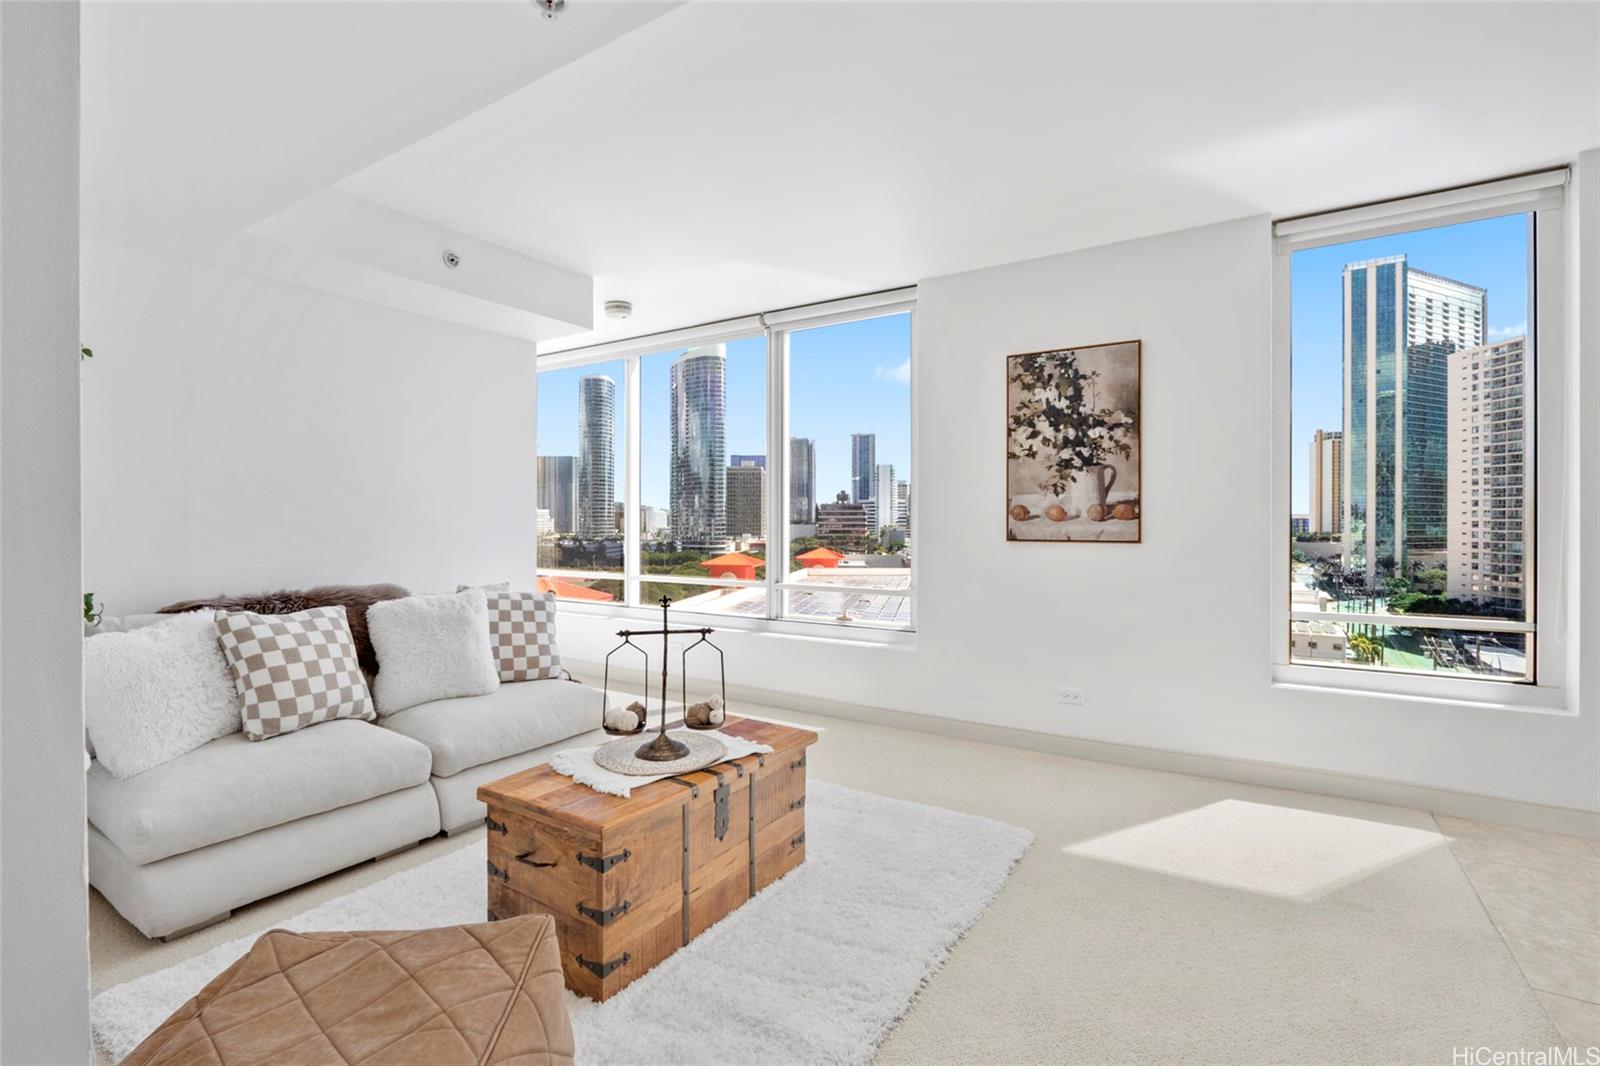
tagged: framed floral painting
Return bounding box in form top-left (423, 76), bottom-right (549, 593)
top-left (1006, 340), bottom-right (1141, 542)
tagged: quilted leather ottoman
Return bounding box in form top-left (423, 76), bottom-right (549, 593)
top-left (122, 915), bottom-right (574, 1065)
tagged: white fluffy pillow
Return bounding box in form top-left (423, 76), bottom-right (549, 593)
top-left (367, 588), bottom-right (499, 715)
top-left (85, 611), bottom-right (243, 778)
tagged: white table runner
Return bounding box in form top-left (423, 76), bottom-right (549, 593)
top-left (549, 730), bottom-right (774, 797)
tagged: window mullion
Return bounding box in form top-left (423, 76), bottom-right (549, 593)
top-left (767, 326), bottom-right (786, 622)
top-left (624, 354), bottom-right (641, 607)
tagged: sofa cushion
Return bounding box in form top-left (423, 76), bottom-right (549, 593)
top-left (85, 611), bottom-right (242, 779)
top-left (88, 719), bottom-right (432, 865)
top-left (486, 590), bottom-right (563, 682)
top-left (215, 606), bottom-right (375, 740)
top-left (367, 589), bottom-right (499, 715)
top-left (380, 679), bottom-right (598, 778)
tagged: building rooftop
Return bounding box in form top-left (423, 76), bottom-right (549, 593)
top-left (536, 576), bottom-right (615, 602)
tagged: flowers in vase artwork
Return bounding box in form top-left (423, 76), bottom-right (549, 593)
top-left (1006, 340), bottom-right (1142, 542)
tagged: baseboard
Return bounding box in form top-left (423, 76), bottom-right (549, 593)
top-left (568, 662), bottom-right (1600, 839)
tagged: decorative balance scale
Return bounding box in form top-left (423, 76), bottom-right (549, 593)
top-left (597, 596), bottom-right (729, 774)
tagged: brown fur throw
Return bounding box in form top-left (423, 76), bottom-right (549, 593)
top-left (158, 584), bottom-right (409, 676)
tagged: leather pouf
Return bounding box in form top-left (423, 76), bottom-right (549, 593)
top-left (122, 915), bottom-right (574, 1065)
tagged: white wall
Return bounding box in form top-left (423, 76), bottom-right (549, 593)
top-left (81, 240), bottom-right (540, 613)
top-left (81, 195), bottom-right (1598, 818)
top-left (556, 212), bottom-right (1599, 814)
top-left (0, 2), bottom-right (91, 1061)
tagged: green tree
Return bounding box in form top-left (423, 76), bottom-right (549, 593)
top-left (1348, 633), bottom-right (1385, 665)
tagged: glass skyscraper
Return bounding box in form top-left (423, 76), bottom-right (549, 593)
top-left (850, 433), bottom-right (876, 504)
top-left (536, 454), bottom-right (578, 535)
top-left (577, 375), bottom-right (616, 537)
top-left (789, 437), bottom-right (816, 524)
top-left (1343, 255), bottom-right (1484, 585)
top-left (670, 346), bottom-right (727, 549)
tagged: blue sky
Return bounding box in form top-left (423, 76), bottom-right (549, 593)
top-left (1290, 213), bottom-right (1530, 514)
top-left (537, 312), bottom-right (912, 512)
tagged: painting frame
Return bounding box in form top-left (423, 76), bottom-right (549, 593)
top-left (1005, 339), bottom-right (1143, 544)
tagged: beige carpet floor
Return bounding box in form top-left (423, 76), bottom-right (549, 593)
top-left (92, 700), bottom-right (1567, 1064)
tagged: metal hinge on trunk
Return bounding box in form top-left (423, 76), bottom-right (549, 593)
top-left (484, 816), bottom-right (507, 835)
top-left (706, 769), bottom-right (731, 841)
top-left (576, 952), bottom-right (630, 980)
top-left (576, 849), bottom-right (631, 874)
top-left (788, 796), bottom-right (806, 812)
top-left (486, 860), bottom-right (509, 883)
top-left (577, 899), bottom-right (631, 926)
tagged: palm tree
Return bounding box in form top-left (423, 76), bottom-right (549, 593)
top-left (1349, 633), bottom-right (1385, 665)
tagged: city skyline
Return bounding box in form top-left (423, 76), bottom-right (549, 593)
top-left (536, 313), bottom-right (911, 515)
top-left (1290, 213), bottom-right (1528, 517)
top-left (1340, 253), bottom-right (1485, 583)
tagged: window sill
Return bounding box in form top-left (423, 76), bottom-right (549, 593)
top-left (1270, 663), bottom-right (1572, 715)
top-left (554, 599), bottom-right (916, 648)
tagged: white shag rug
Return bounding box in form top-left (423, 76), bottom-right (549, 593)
top-left (93, 781), bottom-right (1033, 1064)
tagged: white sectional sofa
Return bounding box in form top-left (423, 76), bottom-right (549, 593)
top-left (380, 678), bottom-right (599, 835)
top-left (87, 614), bottom-right (603, 939)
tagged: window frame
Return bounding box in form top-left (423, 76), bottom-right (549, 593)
top-left (535, 288), bottom-right (917, 639)
top-left (1269, 171), bottom-right (1569, 711)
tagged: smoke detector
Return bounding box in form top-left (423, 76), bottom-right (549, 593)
top-left (532, 0), bottom-right (566, 20)
top-left (604, 300), bottom-right (633, 320)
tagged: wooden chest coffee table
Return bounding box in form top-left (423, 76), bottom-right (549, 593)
top-left (477, 716), bottom-right (817, 1001)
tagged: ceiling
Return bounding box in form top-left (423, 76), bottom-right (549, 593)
top-left (82, 0), bottom-right (676, 248)
top-left (88, 2), bottom-right (1600, 348)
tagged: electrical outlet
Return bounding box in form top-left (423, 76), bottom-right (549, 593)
top-left (1056, 686), bottom-right (1085, 706)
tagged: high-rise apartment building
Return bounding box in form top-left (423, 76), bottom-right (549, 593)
top-left (1308, 430), bottom-right (1342, 535)
top-left (789, 437), bottom-right (816, 524)
top-left (850, 433), bottom-right (876, 503)
top-left (1342, 255), bottom-right (1484, 585)
top-left (1446, 336), bottom-right (1527, 612)
top-left (670, 346), bottom-right (728, 549)
top-left (726, 462), bottom-right (767, 538)
top-left (536, 455), bottom-right (578, 535)
top-left (894, 480), bottom-right (910, 533)
top-left (871, 464), bottom-right (896, 532)
top-left (577, 375), bottom-right (616, 537)
top-left (641, 506), bottom-right (670, 537)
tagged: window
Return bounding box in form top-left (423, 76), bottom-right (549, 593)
top-left (535, 290), bottom-right (915, 633)
top-left (535, 360), bottom-right (626, 603)
top-left (1275, 171), bottom-right (1568, 690)
top-left (637, 336), bottom-right (768, 613)
top-left (783, 313), bottom-right (913, 628)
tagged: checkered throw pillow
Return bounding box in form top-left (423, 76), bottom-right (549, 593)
top-left (487, 591), bottom-right (562, 681)
top-left (214, 606), bottom-right (375, 740)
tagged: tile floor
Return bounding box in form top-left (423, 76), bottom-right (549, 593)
top-left (1439, 814), bottom-right (1600, 1050)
